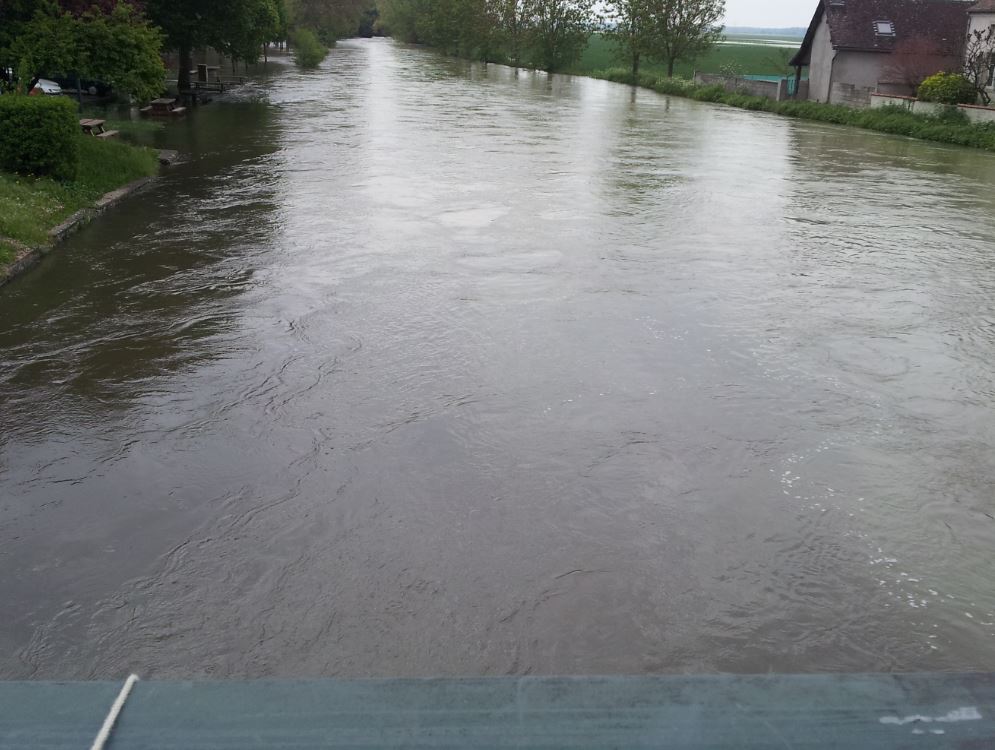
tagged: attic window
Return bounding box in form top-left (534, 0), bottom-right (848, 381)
top-left (874, 20), bottom-right (895, 36)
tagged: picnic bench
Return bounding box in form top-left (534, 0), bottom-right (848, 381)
top-left (79, 119), bottom-right (119, 139)
top-left (139, 98), bottom-right (187, 117)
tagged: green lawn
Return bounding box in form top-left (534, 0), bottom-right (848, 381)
top-left (79, 106), bottom-right (166, 138)
top-left (0, 135), bottom-right (158, 264)
top-left (570, 33), bottom-right (802, 79)
top-left (0, 239), bottom-right (16, 266)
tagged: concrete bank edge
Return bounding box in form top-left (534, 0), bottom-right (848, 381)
top-left (0, 174), bottom-right (160, 290)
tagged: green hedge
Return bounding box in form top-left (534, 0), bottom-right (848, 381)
top-left (0, 95), bottom-right (80, 180)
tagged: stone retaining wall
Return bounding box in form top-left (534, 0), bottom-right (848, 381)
top-left (870, 92), bottom-right (995, 122)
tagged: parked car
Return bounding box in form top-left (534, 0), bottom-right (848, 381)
top-left (51, 77), bottom-right (113, 97)
top-left (31, 79), bottom-right (63, 96)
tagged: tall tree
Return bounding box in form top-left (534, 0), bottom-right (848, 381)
top-left (144, 0), bottom-right (231, 90)
top-left (604, 0), bottom-right (652, 79)
top-left (453, 0), bottom-right (502, 60)
top-left (377, 0), bottom-right (425, 43)
top-left (498, 0), bottom-right (526, 66)
top-left (286, 0), bottom-right (370, 41)
top-left (223, 0), bottom-right (282, 67)
top-left (650, 0), bottom-right (724, 77)
top-left (522, 0), bottom-right (593, 73)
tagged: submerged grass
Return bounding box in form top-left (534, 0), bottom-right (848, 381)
top-left (0, 135), bottom-right (158, 255)
top-left (590, 67), bottom-right (995, 152)
top-left (78, 107), bottom-right (166, 141)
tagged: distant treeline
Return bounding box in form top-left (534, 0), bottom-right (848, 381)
top-left (377, 0), bottom-right (726, 76)
top-left (0, 0), bottom-right (378, 96)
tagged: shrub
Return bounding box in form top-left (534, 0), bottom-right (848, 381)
top-left (293, 29), bottom-right (328, 69)
top-left (651, 77), bottom-right (694, 96)
top-left (0, 95), bottom-right (79, 180)
top-left (934, 105), bottom-right (970, 125)
top-left (917, 72), bottom-right (976, 105)
top-left (689, 84), bottom-right (727, 102)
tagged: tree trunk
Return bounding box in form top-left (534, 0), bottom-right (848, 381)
top-left (178, 45), bottom-right (192, 92)
top-left (631, 51), bottom-right (640, 81)
top-left (667, 57), bottom-right (675, 77)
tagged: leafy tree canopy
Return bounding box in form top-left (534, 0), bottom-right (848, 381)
top-left (10, 2), bottom-right (165, 102)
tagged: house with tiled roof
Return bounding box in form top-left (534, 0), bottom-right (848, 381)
top-left (790, 0), bottom-right (971, 106)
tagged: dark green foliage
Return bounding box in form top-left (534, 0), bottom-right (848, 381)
top-left (0, 95), bottom-right (79, 180)
top-left (379, 0), bottom-right (593, 72)
top-left (224, 0), bottom-right (282, 65)
top-left (287, 0), bottom-right (368, 41)
top-left (917, 72), bottom-right (977, 105)
top-left (524, 0), bottom-right (594, 72)
top-left (934, 105), bottom-right (970, 125)
top-left (8, 3), bottom-right (165, 103)
top-left (292, 28), bottom-right (328, 68)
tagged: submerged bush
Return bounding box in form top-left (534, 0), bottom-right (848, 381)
top-left (917, 72), bottom-right (976, 105)
top-left (293, 29), bottom-right (329, 69)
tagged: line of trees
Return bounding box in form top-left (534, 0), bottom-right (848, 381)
top-left (0, 0), bottom-right (375, 100)
top-left (377, 0), bottom-right (725, 75)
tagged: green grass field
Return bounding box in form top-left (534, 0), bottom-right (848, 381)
top-left (0, 136), bottom-right (158, 265)
top-left (570, 33), bottom-right (802, 79)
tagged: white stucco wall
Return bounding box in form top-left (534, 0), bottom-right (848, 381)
top-left (968, 13), bottom-right (995, 39)
top-left (809, 13), bottom-right (834, 103)
top-left (969, 13), bottom-right (995, 89)
top-left (960, 104), bottom-right (995, 122)
top-left (832, 51), bottom-right (888, 88)
top-left (829, 51), bottom-right (891, 105)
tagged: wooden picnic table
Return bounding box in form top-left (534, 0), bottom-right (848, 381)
top-left (141, 97), bottom-right (186, 117)
top-left (79, 118), bottom-right (105, 135)
top-left (79, 118), bottom-right (119, 139)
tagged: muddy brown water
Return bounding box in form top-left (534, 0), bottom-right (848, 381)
top-left (2, 39), bottom-right (995, 679)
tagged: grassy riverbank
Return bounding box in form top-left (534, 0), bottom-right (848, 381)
top-left (0, 136), bottom-right (159, 267)
top-left (590, 68), bottom-right (995, 152)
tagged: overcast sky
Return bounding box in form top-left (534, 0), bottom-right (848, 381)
top-left (723, 0), bottom-right (814, 28)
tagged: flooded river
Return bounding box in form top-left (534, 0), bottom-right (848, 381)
top-left (2, 39), bottom-right (995, 679)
